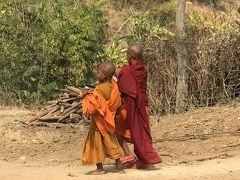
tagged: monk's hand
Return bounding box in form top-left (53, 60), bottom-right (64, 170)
top-left (116, 67), bottom-right (121, 77)
top-left (82, 86), bottom-right (90, 97)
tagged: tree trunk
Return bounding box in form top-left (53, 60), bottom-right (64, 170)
top-left (176, 0), bottom-right (188, 113)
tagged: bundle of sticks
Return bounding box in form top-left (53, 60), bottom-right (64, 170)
top-left (27, 86), bottom-right (94, 125)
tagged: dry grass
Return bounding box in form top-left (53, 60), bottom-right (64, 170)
top-left (1, 127), bottom-right (62, 144)
top-left (3, 129), bottom-right (23, 142)
top-left (106, 1), bottom-right (240, 116)
top-left (144, 20), bottom-right (239, 115)
top-left (34, 131), bottom-right (62, 144)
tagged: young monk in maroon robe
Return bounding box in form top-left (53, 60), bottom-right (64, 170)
top-left (117, 43), bottom-right (162, 169)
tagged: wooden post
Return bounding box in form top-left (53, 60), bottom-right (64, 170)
top-left (176, 0), bottom-right (188, 113)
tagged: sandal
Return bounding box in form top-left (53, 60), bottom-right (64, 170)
top-left (120, 155), bottom-right (135, 164)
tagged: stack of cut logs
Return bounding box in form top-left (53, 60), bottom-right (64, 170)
top-left (27, 86), bottom-right (93, 124)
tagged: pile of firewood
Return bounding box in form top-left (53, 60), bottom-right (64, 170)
top-left (27, 86), bottom-right (92, 125)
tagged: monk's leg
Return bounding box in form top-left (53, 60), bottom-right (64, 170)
top-left (117, 135), bottom-right (135, 164)
top-left (117, 135), bottom-right (130, 155)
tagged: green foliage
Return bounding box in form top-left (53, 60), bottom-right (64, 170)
top-left (0, 0), bottom-right (108, 105)
top-left (103, 40), bottom-right (127, 68)
top-left (186, 12), bottom-right (238, 35)
top-left (131, 15), bottom-right (175, 41)
top-left (147, 1), bottom-right (176, 27)
top-left (103, 9), bottom-right (176, 69)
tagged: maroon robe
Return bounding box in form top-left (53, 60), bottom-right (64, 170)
top-left (118, 61), bottom-right (161, 164)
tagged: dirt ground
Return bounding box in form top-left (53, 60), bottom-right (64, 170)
top-left (0, 103), bottom-right (240, 179)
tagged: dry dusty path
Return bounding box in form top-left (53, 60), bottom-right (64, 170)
top-left (1, 155), bottom-right (240, 180)
top-left (1, 105), bottom-right (240, 180)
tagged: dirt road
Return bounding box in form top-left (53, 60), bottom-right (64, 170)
top-left (0, 105), bottom-right (240, 179)
top-left (1, 155), bottom-right (240, 180)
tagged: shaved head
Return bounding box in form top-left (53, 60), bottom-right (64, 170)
top-left (98, 62), bottom-right (116, 80)
top-left (127, 43), bottom-right (143, 61)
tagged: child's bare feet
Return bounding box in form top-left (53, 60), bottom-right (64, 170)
top-left (87, 163), bottom-right (106, 175)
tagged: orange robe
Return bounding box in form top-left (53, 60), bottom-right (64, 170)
top-left (115, 97), bottom-right (132, 142)
top-left (81, 80), bottom-right (123, 165)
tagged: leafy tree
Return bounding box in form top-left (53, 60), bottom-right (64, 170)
top-left (0, 0), bottom-right (108, 105)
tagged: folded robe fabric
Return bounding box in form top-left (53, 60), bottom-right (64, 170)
top-left (82, 80), bottom-right (121, 136)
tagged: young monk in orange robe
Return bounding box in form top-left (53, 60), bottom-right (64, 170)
top-left (81, 62), bottom-right (123, 175)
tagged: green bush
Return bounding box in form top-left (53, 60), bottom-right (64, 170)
top-left (147, 1), bottom-right (176, 27)
top-left (0, 0), bottom-right (107, 105)
top-left (130, 14), bottom-right (175, 41)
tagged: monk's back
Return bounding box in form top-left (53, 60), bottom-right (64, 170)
top-left (95, 82), bottom-right (113, 100)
